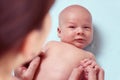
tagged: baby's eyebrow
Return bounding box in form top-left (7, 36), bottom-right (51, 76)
top-left (83, 24), bottom-right (91, 26)
top-left (67, 22), bottom-right (76, 25)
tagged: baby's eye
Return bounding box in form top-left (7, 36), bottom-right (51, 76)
top-left (84, 26), bottom-right (89, 28)
top-left (68, 26), bottom-right (76, 28)
top-left (83, 26), bottom-right (91, 30)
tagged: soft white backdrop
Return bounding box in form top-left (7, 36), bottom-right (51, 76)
top-left (46, 0), bottom-right (120, 80)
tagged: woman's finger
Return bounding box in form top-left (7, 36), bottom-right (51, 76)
top-left (14, 66), bottom-right (27, 78)
top-left (23, 56), bottom-right (40, 79)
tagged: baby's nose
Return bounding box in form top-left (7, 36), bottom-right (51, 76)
top-left (76, 27), bottom-right (84, 35)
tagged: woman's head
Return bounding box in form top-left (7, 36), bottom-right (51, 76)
top-left (0, 0), bottom-right (54, 61)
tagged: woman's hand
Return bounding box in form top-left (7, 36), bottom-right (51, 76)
top-left (12, 56), bottom-right (40, 80)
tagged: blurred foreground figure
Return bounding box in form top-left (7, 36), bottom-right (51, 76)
top-left (0, 0), bottom-right (54, 80)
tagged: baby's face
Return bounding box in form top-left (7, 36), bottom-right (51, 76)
top-left (58, 9), bottom-right (93, 49)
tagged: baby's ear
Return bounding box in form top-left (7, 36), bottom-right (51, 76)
top-left (57, 27), bottom-right (61, 38)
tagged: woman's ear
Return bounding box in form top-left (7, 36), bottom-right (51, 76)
top-left (20, 30), bottom-right (42, 61)
top-left (20, 13), bottom-right (51, 62)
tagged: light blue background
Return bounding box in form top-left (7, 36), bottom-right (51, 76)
top-left (47, 0), bottom-right (120, 80)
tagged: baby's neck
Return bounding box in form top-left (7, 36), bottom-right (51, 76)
top-left (61, 41), bottom-right (84, 48)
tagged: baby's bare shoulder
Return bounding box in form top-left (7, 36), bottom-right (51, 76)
top-left (41, 41), bottom-right (58, 52)
top-left (84, 51), bottom-right (96, 60)
top-left (45, 41), bottom-right (61, 47)
top-left (42, 41), bottom-right (63, 52)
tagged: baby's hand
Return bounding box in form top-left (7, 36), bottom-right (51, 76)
top-left (80, 59), bottom-right (104, 80)
top-left (84, 63), bottom-right (97, 80)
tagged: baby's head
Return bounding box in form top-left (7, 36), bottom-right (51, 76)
top-left (57, 5), bottom-right (93, 49)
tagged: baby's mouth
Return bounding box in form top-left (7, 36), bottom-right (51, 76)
top-left (75, 38), bottom-right (85, 43)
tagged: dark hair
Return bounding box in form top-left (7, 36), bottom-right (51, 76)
top-left (0, 0), bottom-right (54, 54)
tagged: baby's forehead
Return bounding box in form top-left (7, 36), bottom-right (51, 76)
top-left (60, 5), bottom-right (90, 16)
top-left (60, 11), bottom-right (92, 23)
top-left (59, 5), bottom-right (92, 20)
top-left (59, 5), bottom-right (92, 26)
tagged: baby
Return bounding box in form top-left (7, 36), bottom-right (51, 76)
top-left (34, 5), bottom-right (97, 80)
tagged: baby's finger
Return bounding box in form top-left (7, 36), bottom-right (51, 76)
top-left (82, 60), bottom-right (92, 67)
top-left (94, 65), bottom-right (100, 72)
top-left (89, 60), bottom-right (97, 68)
top-left (80, 59), bottom-right (89, 64)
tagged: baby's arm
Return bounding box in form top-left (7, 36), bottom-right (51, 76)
top-left (68, 66), bottom-right (84, 80)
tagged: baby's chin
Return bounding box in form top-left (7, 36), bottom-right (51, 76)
top-left (74, 45), bottom-right (85, 49)
top-left (73, 43), bottom-right (87, 49)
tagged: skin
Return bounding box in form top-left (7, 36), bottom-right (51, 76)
top-left (0, 8), bottom-right (52, 80)
top-left (14, 5), bottom-right (104, 80)
top-left (14, 58), bottom-right (104, 80)
top-left (34, 5), bottom-right (95, 80)
top-left (34, 41), bottom-right (95, 80)
top-left (68, 59), bottom-right (104, 80)
top-left (58, 5), bottom-right (93, 49)
top-left (0, 0), bottom-right (54, 79)
top-left (81, 59), bottom-right (104, 80)
top-left (13, 57), bottom-right (40, 80)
